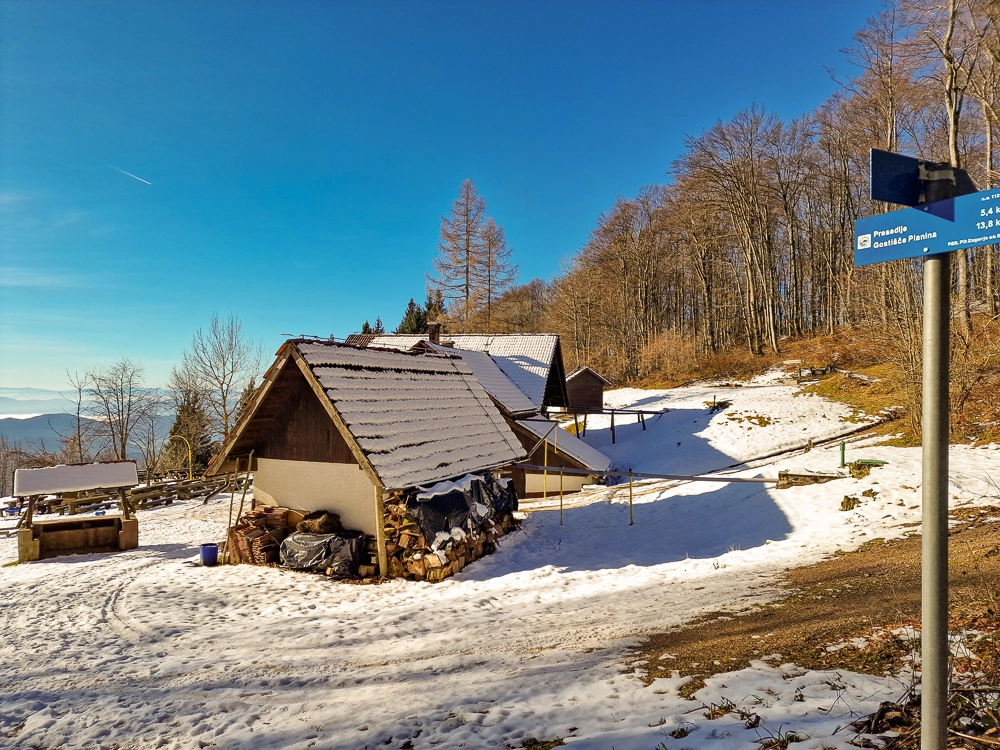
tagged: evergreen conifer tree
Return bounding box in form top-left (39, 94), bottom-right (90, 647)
top-left (167, 389), bottom-right (215, 472)
top-left (395, 298), bottom-right (427, 334)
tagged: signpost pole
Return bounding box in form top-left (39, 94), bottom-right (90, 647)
top-left (921, 253), bottom-right (950, 750)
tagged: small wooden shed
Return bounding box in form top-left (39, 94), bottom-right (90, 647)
top-left (566, 366), bottom-right (612, 411)
top-left (206, 340), bottom-right (526, 575)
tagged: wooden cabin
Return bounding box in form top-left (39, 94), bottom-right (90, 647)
top-left (206, 340), bottom-right (526, 574)
top-left (566, 366), bottom-right (612, 411)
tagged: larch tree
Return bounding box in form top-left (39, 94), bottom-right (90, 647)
top-left (472, 218), bottom-right (519, 331)
top-left (428, 179), bottom-right (488, 327)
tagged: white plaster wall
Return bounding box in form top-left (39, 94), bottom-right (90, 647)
top-left (253, 458), bottom-right (378, 536)
top-left (525, 472), bottom-right (590, 494)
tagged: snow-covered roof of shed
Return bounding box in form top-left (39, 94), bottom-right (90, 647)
top-left (515, 416), bottom-right (613, 472)
top-left (424, 342), bottom-right (538, 418)
top-left (366, 334), bottom-right (559, 409)
top-left (296, 342), bottom-right (525, 489)
top-left (567, 366), bottom-right (612, 386)
top-left (14, 461), bottom-right (138, 496)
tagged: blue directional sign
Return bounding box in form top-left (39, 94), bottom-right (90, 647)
top-left (854, 187), bottom-right (1000, 266)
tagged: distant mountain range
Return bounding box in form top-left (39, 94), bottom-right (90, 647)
top-left (0, 387), bottom-right (173, 460)
top-left (0, 413), bottom-right (174, 460)
top-left (0, 387), bottom-right (79, 418)
top-left (0, 397), bottom-right (75, 418)
top-left (0, 413), bottom-right (95, 450)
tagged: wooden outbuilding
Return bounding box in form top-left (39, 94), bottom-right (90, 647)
top-left (416, 342), bottom-right (613, 497)
top-left (566, 366), bottom-right (612, 411)
top-left (206, 340), bottom-right (526, 575)
top-left (369, 333), bottom-right (570, 410)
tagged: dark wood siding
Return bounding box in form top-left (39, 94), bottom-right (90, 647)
top-left (262, 369), bottom-right (357, 464)
top-left (542, 341), bottom-right (569, 408)
top-left (224, 357), bottom-right (358, 466)
top-left (567, 371), bottom-right (605, 410)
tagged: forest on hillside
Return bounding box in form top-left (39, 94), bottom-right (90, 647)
top-left (411, 0), bottom-right (999, 437)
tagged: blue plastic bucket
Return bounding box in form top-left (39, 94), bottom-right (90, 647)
top-left (200, 543), bottom-right (219, 567)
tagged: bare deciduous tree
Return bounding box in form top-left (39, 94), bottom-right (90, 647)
top-left (49, 371), bottom-right (106, 463)
top-left (86, 358), bottom-right (162, 462)
top-left (0, 436), bottom-right (29, 497)
top-left (176, 314), bottom-right (263, 439)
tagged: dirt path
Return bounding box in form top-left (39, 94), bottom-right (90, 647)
top-left (631, 507), bottom-right (1000, 685)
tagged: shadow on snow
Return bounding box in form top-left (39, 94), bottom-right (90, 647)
top-left (462, 407), bottom-right (792, 577)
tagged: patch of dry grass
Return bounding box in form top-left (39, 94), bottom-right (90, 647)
top-left (628, 509), bottom-right (1000, 691)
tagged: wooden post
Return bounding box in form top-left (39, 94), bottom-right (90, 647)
top-left (23, 497), bottom-right (35, 529)
top-left (559, 468), bottom-right (564, 526)
top-left (118, 487), bottom-right (131, 520)
top-left (373, 485), bottom-right (389, 577)
top-left (611, 410), bottom-right (616, 444)
top-left (543, 439), bottom-right (548, 500)
top-left (628, 468), bottom-right (634, 526)
top-left (573, 413), bottom-right (580, 436)
top-left (227, 457), bottom-right (241, 532)
top-left (582, 414), bottom-right (588, 437)
top-left (235, 450), bottom-right (254, 521)
top-left (640, 412), bottom-right (646, 431)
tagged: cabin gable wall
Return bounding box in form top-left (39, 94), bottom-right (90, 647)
top-left (261, 368), bottom-right (358, 465)
top-left (567, 372), bottom-right (605, 410)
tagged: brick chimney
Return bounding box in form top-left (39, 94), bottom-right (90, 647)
top-left (427, 322), bottom-right (441, 344)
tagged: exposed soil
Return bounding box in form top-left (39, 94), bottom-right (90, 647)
top-left (631, 506), bottom-right (1000, 685)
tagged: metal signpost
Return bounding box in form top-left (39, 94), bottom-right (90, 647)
top-left (855, 149), bottom-right (996, 750)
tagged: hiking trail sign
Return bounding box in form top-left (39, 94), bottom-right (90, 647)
top-left (853, 147), bottom-right (995, 750)
top-left (854, 186), bottom-right (1000, 265)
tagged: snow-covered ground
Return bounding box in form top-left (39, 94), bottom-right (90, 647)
top-left (2, 374), bottom-right (999, 749)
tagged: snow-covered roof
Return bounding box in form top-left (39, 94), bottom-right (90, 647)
top-left (368, 334), bottom-right (426, 351)
top-left (13, 461), bottom-right (138, 496)
top-left (296, 342), bottom-right (526, 489)
top-left (514, 416), bottom-right (612, 472)
top-left (447, 335), bottom-right (558, 409)
top-left (424, 342), bottom-right (538, 418)
top-left (567, 366), bottom-right (612, 386)
top-left (366, 334), bottom-right (561, 409)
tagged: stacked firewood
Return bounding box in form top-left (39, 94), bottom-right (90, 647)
top-left (227, 508), bottom-right (289, 565)
top-left (375, 499), bottom-right (516, 582)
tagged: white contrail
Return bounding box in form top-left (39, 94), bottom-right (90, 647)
top-left (103, 162), bottom-right (152, 185)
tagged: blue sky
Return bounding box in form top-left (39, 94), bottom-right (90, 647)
top-left (1, 0), bottom-right (880, 389)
